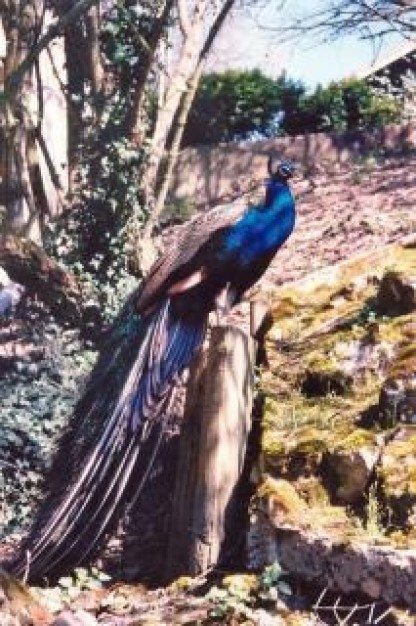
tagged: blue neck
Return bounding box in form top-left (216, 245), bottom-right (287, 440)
top-left (264, 179), bottom-right (288, 208)
top-left (219, 179), bottom-right (296, 266)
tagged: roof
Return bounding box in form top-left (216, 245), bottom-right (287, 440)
top-left (356, 40), bottom-right (416, 80)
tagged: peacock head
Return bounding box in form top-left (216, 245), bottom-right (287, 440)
top-left (268, 155), bottom-right (296, 183)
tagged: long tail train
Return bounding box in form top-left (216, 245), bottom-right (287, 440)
top-left (12, 296), bottom-right (205, 582)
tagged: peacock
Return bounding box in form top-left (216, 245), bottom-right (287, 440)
top-left (11, 156), bottom-right (296, 582)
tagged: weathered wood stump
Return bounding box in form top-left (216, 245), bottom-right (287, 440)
top-left (165, 325), bottom-right (256, 580)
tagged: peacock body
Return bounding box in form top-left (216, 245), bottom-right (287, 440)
top-left (11, 158), bottom-right (296, 582)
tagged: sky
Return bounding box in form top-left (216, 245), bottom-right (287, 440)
top-left (207, 1), bottom-right (407, 88)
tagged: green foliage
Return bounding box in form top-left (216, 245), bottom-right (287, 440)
top-left (34, 567), bottom-right (112, 613)
top-left (185, 70), bottom-right (403, 145)
top-left (258, 562), bottom-right (292, 600)
top-left (183, 69), bottom-right (303, 145)
top-left (0, 307), bottom-right (97, 535)
top-left (45, 3), bottom-right (161, 321)
top-left (205, 563), bottom-right (291, 621)
top-left (282, 78), bottom-right (403, 135)
top-left (205, 583), bottom-right (254, 621)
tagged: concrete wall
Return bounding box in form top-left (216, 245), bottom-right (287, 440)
top-left (168, 123), bottom-right (416, 208)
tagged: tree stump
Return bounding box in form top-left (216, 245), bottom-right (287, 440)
top-left (165, 325), bottom-right (256, 580)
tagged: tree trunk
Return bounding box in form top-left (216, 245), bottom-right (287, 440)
top-left (1, 1), bottom-right (44, 241)
top-left (165, 326), bottom-right (255, 579)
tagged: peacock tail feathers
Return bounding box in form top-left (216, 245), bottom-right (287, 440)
top-left (13, 297), bottom-right (206, 582)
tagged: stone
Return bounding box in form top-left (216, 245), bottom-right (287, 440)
top-left (246, 511), bottom-right (279, 570)
top-left (376, 271), bottom-right (416, 317)
top-left (0, 283), bottom-right (25, 317)
top-left (300, 369), bottom-right (353, 397)
top-left (361, 576), bottom-right (381, 599)
top-left (328, 445), bottom-right (380, 503)
top-left (378, 428), bottom-right (416, 528)
top-left (52, 609), bottom-right (99, 626)
top-left (379, 375), bottom-right (416, 426)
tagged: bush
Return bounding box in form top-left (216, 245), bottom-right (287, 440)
top-left (281, 78), bottom-right (403, 135)
top-left (183, 69), bottom-right (303, 145)
top-left (184, 70), bottom-right (404, 144)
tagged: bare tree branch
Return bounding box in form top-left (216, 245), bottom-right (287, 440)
top-left (177, 0), bottom-right (191, 36)
top-left (148, 0), bottom-right (236, 231)
top-left (256, 0), bottom-right (416, 45)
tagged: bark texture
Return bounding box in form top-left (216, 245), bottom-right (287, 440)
top-left (0, 234), bottom-right (85, 325)
top-left (165, 326), bottom-right (255, 579)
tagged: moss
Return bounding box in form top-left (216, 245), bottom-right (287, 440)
top-left (334, 428), bottom-right (376, 452)
top-left (381, 470), bottom-right (416, 498)
top-left (272, 297), bottom-right (299, 320)
top-left (382, 436), bottom-right (416, 461)
top-left (262, 430), bottom-right (285, 459)
top-left (170, 576), bottom-right (194, 591)
top-left (256, 476), bottom-right (306, 517)
top-left (262, 396), bottom-right (281, 429)
top-left (294, 476), bottom-right (329, 506)
top-left (257, 240), bottom-right (416, 546)
top-left (389, 530), bottom-right (411, 549)
top-left (388, 245), bottom-right (416, 274)
top-left (222, 573), bottom-right (258, 594)
top-left (292, 436), bottom-right (328, 457)
top-left (378, 435), bottom-right (416, 512)
top-left (387, 342), bottom-right (416, 379)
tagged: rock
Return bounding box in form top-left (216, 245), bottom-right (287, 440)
top-left (328, 445), bottom-right (380, 504)
top-left (52, 609), bottom-right (99, 626)
top-left (247, 511), bottom-right (279, 570)
top-left (277, 530), bottom-right (416, 610)
top-left (360, 576), bottom-right (381, 599)
top-left (376, 271), bottom-right (416, 316)
top-left (378, 331), bottom-right (416, 426)
top-left (300, 369), bottom-right (353, 397)
top-left (378, 428), bottom-right (416, 528)
top-left (0, 283), bottom-right (25, 317)
top-left (379, 375), bottom-right (416, 426)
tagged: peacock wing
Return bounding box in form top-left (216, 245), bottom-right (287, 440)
top-left (137, 198), bottom-right (248, 311)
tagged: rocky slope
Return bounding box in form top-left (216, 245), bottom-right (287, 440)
top-left (249, 238), bottom-right (416, 606)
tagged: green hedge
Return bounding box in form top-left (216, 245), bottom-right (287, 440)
top-left (184, 71), bottom-right (403, 145)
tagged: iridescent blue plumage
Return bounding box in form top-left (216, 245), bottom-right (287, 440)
top-left (219, 179), bottom-right (296, 269)
top-left (11, 157), bottom-right (296, 582)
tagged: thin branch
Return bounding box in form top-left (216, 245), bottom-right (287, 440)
top-left (255, 0), bottom-right (415, 45)
top-left (374, 607), bottom-right (393, 623)
top-left (177, 0), bottom-right (191, 36)
top-left (146, 0), bottom-right (236, 234)
top-left (34, 58), bottom-right (43, 129)
top-left (35, 130), bottom-right (64, 192)
top-left (127, 0), bottom-right (175, 140)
